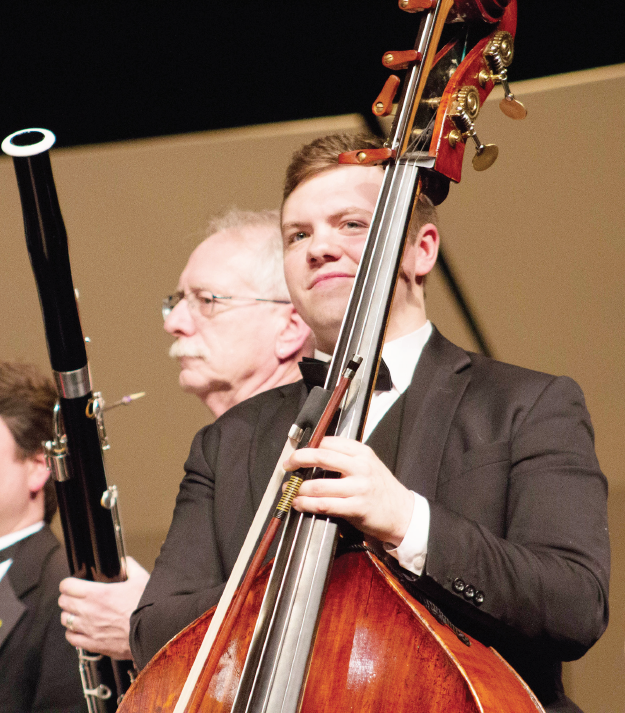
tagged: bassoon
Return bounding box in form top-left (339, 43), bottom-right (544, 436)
top-left (2, 128), bottom-right (134, 712)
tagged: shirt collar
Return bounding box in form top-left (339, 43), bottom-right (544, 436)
top-left (314, 320), bottom-right (432, 394)
top-left (0, 559), bottom-right (12, 582)
top-left (0, 521), bottom-right (45, 554)
top-left (381, 320), bottom-right (433, 394)
top-left (313, 348), bottom-right (331, 362)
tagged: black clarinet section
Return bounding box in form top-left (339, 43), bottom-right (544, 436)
top-left (2, 128), bottom-right (134, 712)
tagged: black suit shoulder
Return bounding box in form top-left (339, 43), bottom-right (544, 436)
top-left (426, 329), bottom-right (596, 453)
top-left (434, 327), bottom-right (576, 401)
top-left (202, 380), bottom-right (306, 449)
top-left (465, 348), bottom-right (585, 406)
top-left (131, 380), bottom-right (307, 669)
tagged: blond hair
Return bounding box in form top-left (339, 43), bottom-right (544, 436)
top-left (204, 208), bottom-right (290, 301)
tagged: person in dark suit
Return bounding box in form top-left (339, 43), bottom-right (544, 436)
top-left (57, 209), bottom-right (313, 663)
top-left (130, 135), bottom-right (609, 713)
top-left (0, 362), bottom-right (86, 712)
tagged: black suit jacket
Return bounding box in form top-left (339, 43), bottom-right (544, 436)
top-left (130, 328), bottom-right (609, 712)
top-left (0, 525), bottom-right (87, 713)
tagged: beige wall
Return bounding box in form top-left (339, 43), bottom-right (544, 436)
top-left (0, 64), bottom-right (623, 711)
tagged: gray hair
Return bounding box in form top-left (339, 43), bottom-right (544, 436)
top-left (204, 208), bottom-right (290, 301)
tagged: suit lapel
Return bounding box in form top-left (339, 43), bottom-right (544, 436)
top-left (395, 327), bottom-right (471, 499)
top-left (0, 574), bottom-right (26, 650)
top-left (3, 527), bottom-right (59, 598)
top-left (0, 527), bottom-right (58, 652)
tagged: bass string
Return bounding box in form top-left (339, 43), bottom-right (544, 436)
top-left (405, 110), bottom-right (437, 155)
top-left (336, 159), bottom-right (422, 443)
top-left (269, 514), bottom-right (335, 713)
top-left (236, 509), bottom-right (325, 713)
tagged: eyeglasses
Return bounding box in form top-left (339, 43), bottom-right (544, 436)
top-left (162, 289), bottom-right (290, 320)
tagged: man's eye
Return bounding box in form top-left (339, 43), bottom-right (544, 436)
top-left (288, 231), bottom-right (308, 244)
top-left (344, 220), bottom-right (366, 230)
top-left (197, 294), bottom-right (215, 305)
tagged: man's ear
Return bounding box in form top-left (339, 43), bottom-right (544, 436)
top-left (413, 223), bottom-right (440, 278)
top-left (275, 305), bottom-right (314, 360)
top-left (27, 451), bottom-right (50, 496)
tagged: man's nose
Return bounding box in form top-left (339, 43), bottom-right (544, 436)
top-left (163, 299), bottom-right (195, 337)
top-left (306, 228), bottom-right (342, 264)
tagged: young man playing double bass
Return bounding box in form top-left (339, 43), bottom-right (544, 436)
top-left (130, 134), bottom-right (609, 713)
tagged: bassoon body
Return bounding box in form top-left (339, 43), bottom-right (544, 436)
top-left (2, 128), bottom-right (134, 712)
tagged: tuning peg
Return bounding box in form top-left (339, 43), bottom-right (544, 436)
top-left (372, 75), bottom-right (401, 117)
top-left (398, 0), bottom-right (434, 12)
top-left (470, 142), bottom-right (499, 172)
top-left (448, 129), bottom-right (499, 172)
top-left (499, 94), bottom-right (527, 121)
top-left (448, 86), bottom-right (499, 171)
top-left (479, 31), bottom-right (527, 120)
top-left (382, 50), bottom-right (422, 70)
top-left (338, 148), bottom-right (396, 166)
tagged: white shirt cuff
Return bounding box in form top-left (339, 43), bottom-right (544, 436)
top-left (384, 491), bottom-right (430, 576)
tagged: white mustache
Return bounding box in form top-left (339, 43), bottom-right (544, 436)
top-left (169, 340), bottom-right (211, 361)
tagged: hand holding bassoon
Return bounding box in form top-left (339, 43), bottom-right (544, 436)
top-left (59, 557), bottom-right (150, 660)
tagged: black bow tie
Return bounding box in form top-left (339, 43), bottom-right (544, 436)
top-left (298, 357), bottom-right (392, 392)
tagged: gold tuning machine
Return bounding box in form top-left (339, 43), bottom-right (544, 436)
top-left (448, 86), bottom-right (499, 172)
top-left (479, 31), bottom-right (527, 120)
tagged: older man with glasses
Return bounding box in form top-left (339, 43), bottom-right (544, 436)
top-left (58, 208), bottom-right (313, 663)
top-left (162, 209), bottom-right (311, 417)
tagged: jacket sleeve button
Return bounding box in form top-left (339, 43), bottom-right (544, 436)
top-left (474, 590), bottom-right (485, 606)
top-left (452, 577), bottom-right (465, 593)
top-left (463, 585), bottom-right (476, 600)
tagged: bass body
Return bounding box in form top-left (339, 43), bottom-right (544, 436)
top-left (119, 549), bottom-right (543, 712)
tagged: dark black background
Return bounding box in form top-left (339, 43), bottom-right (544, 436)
top-left (1, 1), bottom-right (623, 147)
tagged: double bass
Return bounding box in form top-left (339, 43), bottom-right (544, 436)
top-left (121, 0), bottom-right (540, 711)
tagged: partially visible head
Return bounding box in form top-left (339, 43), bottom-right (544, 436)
top-left (0, 362), bottom-right (57, 537)
top-left (283, 133), bottom-right (438, 239)
top-left (281, 134), bottom-right (439, 352)
top-left (164, 208), bottom-right (312, 415)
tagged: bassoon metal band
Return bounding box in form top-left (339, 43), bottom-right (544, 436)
top-left (54, 365), bottom-right (92, 398)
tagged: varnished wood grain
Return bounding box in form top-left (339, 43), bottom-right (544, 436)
top-left (118, 551), bottom-right (543, 712)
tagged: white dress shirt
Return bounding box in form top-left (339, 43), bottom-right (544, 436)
top-left (0, 521), bottom-right (45, 582)
top-left (317, 321), bottom-right (432, 576)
